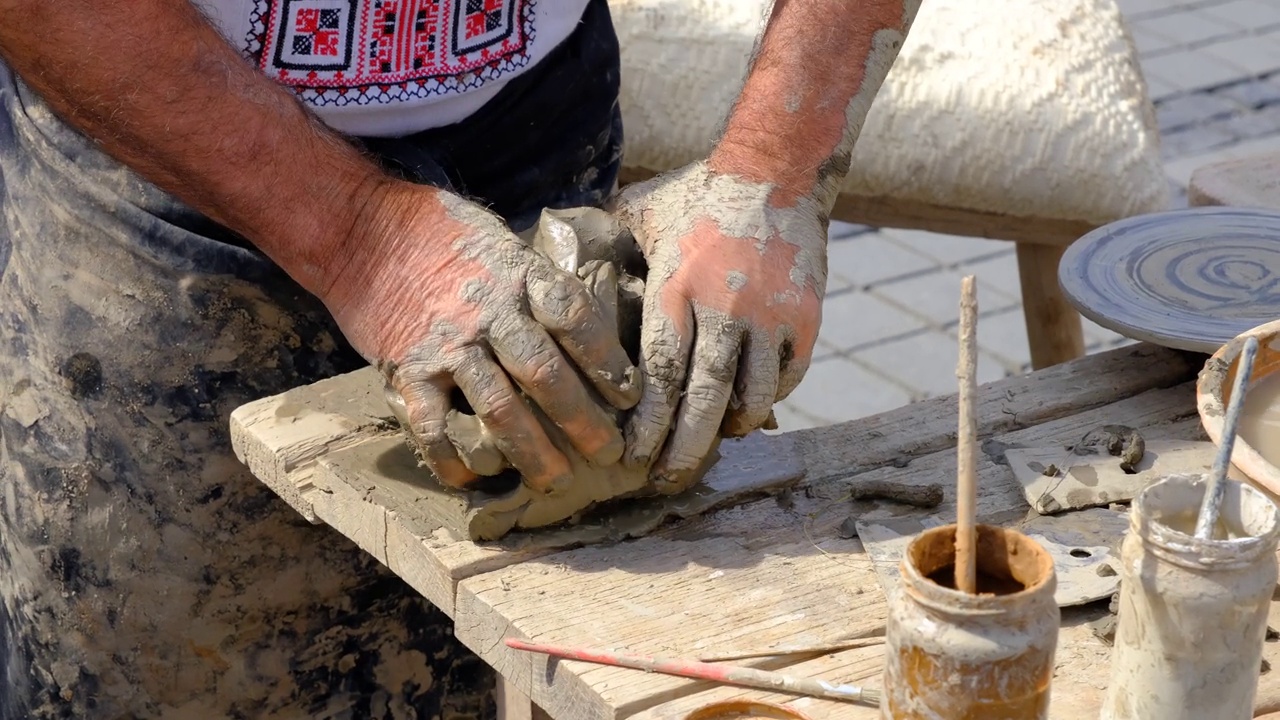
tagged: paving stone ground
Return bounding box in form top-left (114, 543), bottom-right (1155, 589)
top-left (775, 0), bottom-right (1280, 431)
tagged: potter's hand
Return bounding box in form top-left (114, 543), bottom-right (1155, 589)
top-left (324, 182), bottom-right (641, 492)
top-left (616, 162), bottom-right (826, 493)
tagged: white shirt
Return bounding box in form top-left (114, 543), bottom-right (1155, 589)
top-left (195, 0), bottom-right (591, 137)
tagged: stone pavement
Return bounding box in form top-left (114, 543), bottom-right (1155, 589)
top-left (775, 0), bottom-right (1280, 431)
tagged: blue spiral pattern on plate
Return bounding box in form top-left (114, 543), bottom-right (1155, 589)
top-left (1058, 207), bottom-right (1280, 353)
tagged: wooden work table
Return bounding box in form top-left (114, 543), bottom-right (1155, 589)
top-left (230, 343), bottom-right (1280, 719)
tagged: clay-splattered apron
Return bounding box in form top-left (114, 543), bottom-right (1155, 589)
top-left (0, 0), bottom-right (622, 716)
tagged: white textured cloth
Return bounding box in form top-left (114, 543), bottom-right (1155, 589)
top-left (611, 0), bottom-right (1168, 225)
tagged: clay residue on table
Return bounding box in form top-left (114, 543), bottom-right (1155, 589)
top-left (850, 478), bottom-right (943, 508)
top-left (1073, 424), bottom-right (1146, 473)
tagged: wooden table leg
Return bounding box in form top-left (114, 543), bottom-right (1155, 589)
top-left (1015, 242), bottom-right (1085, 370)
top-left (496, 676), bottom-right (552, 720)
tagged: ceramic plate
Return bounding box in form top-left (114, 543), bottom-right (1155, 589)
top-left (1058, 206), bottom-right (1280, 354)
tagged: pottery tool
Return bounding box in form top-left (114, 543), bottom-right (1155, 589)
top-left (1196, 335), bottom-right (1260, 539)
top-left (504, 638), bottom-right (881, 707)
top-left (1058, 207), bottom-right (1280, 354)
top-left (694, 636), bottom-right (885, 663)
top-left (955, 275), bottom-right (979, 593)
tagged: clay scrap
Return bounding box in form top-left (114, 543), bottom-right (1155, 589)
top-left (1006, 437), bottom-right (1248, 515)
top-left (380, 207), bottom-right (759, 541)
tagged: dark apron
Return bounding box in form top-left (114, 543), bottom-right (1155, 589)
top-left (0, 0), bottom-right (620, 716)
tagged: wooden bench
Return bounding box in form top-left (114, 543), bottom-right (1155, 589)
top-left (231, 343), bottom-right (1280, 718)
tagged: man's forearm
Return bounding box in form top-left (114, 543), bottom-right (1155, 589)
top-left (709, 0), bottom-right (921, 208)
top-left (0, 0), bottom-right (406, 298)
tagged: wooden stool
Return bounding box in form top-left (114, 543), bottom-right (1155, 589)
top-left (1188, 151), bottom-right (1280, 211)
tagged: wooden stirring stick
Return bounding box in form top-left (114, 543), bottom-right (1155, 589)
top-left (955, 276), bottom-right (979, 594)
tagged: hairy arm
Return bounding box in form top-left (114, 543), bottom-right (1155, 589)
top-left (0, 0), bottom-right (409, 299)
top-left (710, 0), bottom-right (922, 210)
top-left (614, 0), bottom-right (922, 486)
top-left (0, 1), bottom-right (643, 493)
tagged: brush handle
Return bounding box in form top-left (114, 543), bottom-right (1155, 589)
top-left (1196, 335), bottom-right (1260, 540)
top-left (504, 638), bottom-right (881, 707)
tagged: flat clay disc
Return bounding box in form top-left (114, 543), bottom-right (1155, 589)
top-left (1059, 207), bottom-right (1280, 354)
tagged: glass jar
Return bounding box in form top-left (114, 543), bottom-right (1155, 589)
top-left (1102, 473), bottom-right (1279, 720)
top-left (881, 523), bottom-right (1059, 719)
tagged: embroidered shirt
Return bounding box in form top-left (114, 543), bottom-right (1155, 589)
top-left (195, 0), bottom-right (591, 137)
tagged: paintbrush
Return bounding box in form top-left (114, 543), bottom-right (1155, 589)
top-left (504, 637), bottom-right (881, 707)
top-left (955, 276), bottom-right (979, 593)
top-left (1195, 335), bottom-right (1260, 540)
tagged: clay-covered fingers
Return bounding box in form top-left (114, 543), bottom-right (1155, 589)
top-left (622, 297), bottom-right (694, 471)
top-left (392, 373), bottom-right (478, 490)
top-left (488, 312), bottom-right (626, 467)
top-left (721, 326), bottom-right (782, 438)
top-left (450, 348), bottom-right (573, 493)
top-left (526, 264), bottom-right (641, 411)
top-left (774, 327), bottom-right (813, 405)
top-left (650, 309), bottom-right (746, 493)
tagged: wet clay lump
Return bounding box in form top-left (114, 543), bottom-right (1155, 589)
top-left (382, 207), bottom-right (733, 541)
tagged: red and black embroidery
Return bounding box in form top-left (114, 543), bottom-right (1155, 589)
top-left (242, 0), bottom-right (536, 107)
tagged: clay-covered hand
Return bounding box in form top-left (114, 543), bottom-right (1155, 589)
top-left (616, 161), bottom-right (827, 493)
top-left (322, 182), bottom-right (641, 493)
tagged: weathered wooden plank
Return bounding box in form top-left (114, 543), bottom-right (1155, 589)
top-left (229, 344), bottom-right (1195, 522)
top-left (631, 604), bottom-right (1280, 720)
top-left (793, 343), bottom-right (1197, 483)
top-left (228, 366), bottom-right (394, 521)
top-left (228, 342), bottom-right (1192, 530)
top-left (454, 381), bottom-right (1201, 720)
top-left (230, 342), bottom-right (1191, 617)
top-left (455, 525), bottom-right (885, 720)
top-left (312, 430), bottom-right (804, 615)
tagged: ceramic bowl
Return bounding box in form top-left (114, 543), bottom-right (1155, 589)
top-left (1197, 319), bottom-right (1280, 498)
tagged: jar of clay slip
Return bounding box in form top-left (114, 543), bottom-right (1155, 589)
top-left (1102, 473), bottom-right (1280, 720)
top-left (881, 524), bottom-right (1059, 720)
